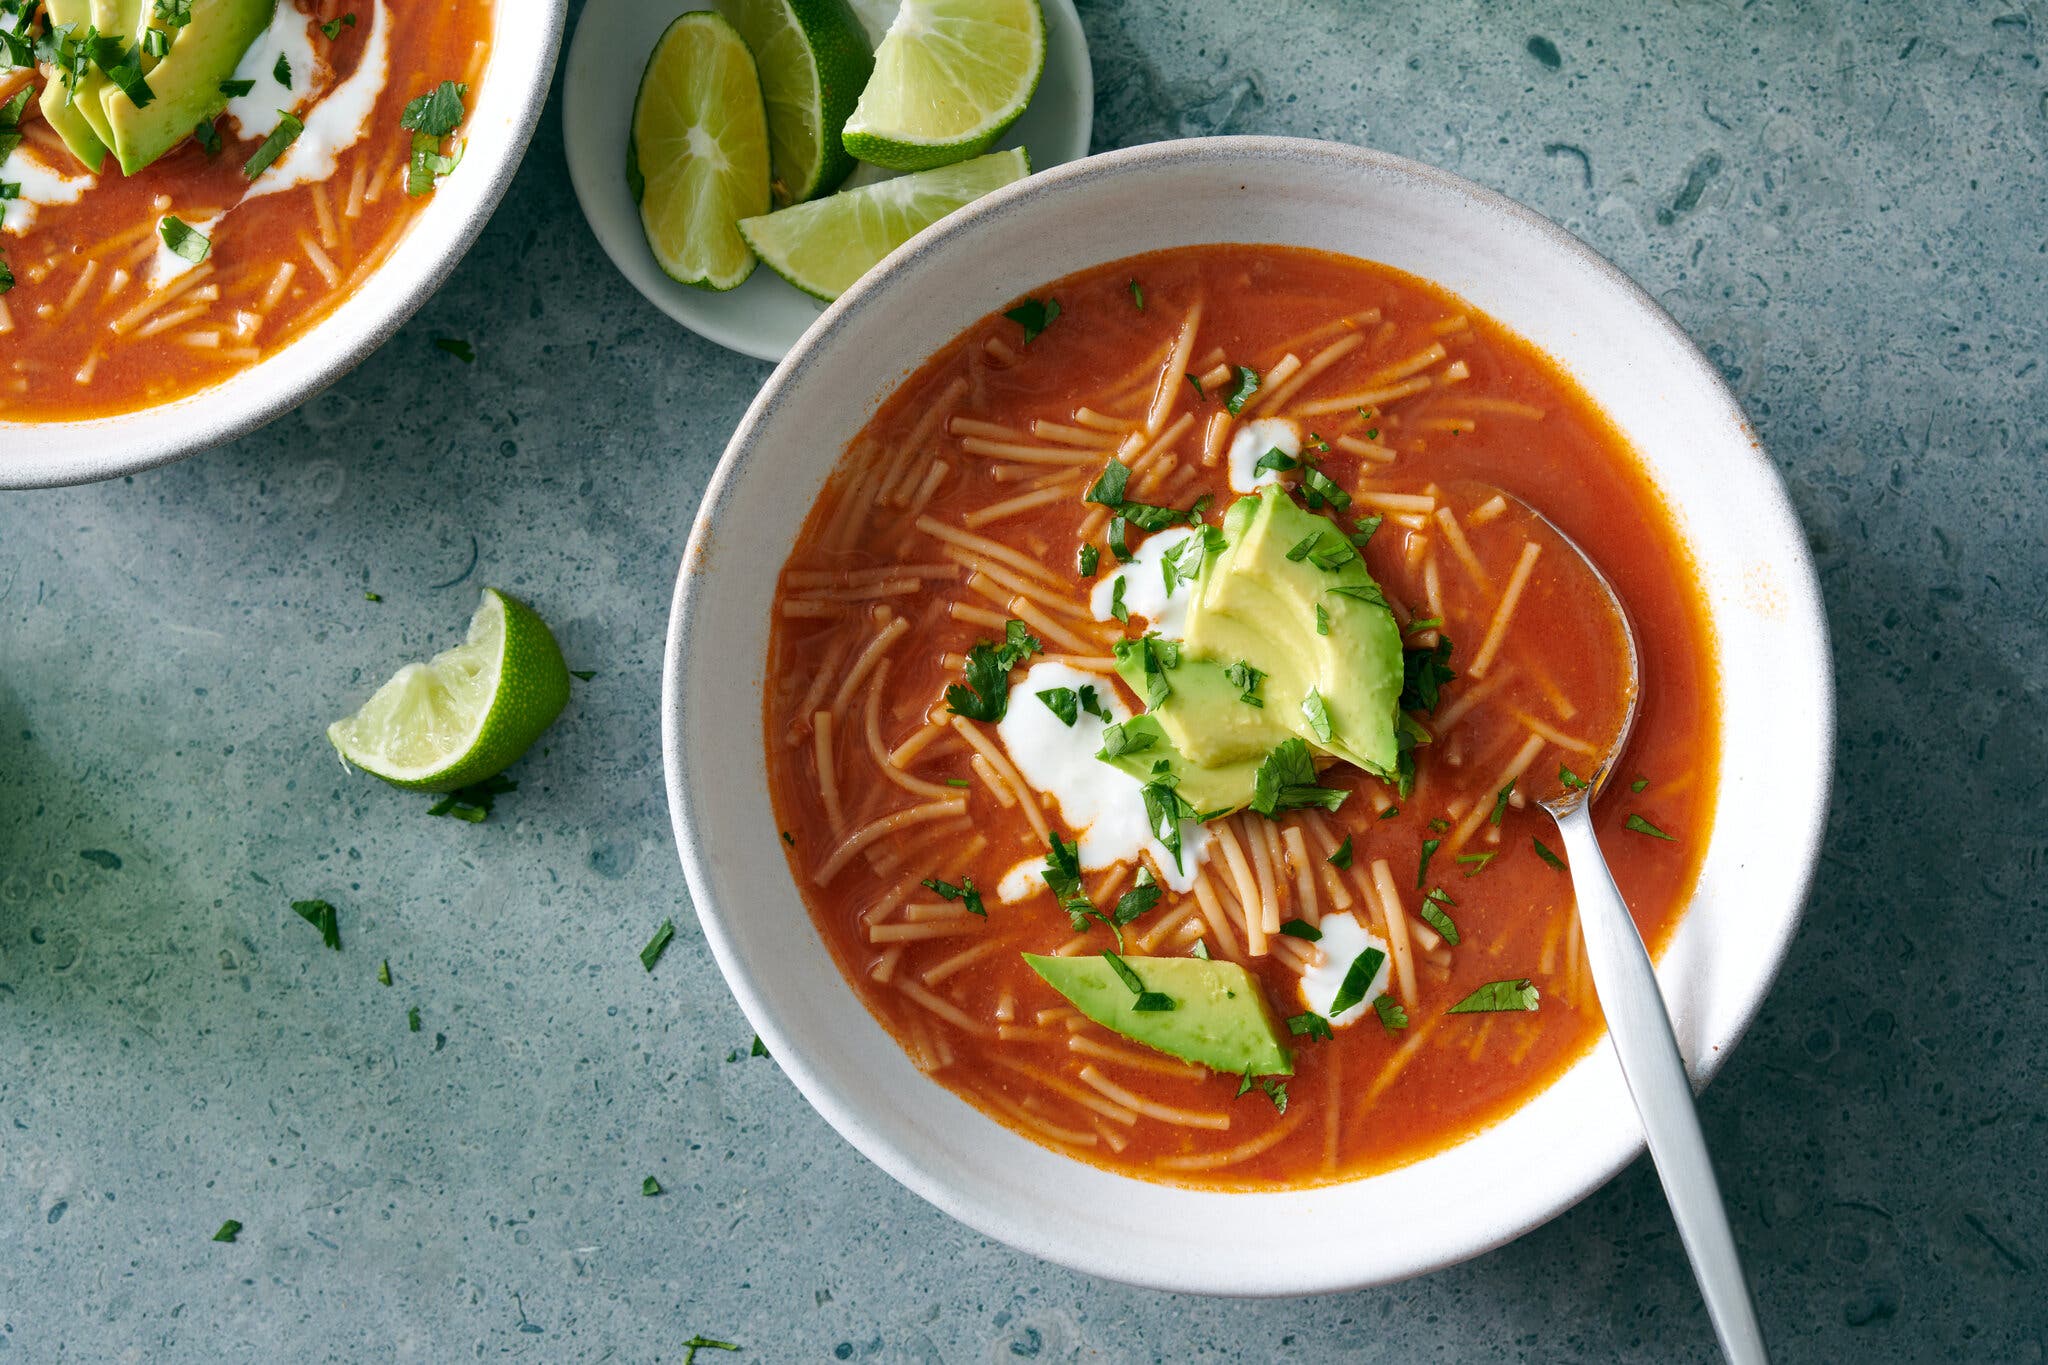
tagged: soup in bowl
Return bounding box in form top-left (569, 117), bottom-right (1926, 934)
top-left (663, 137), bottom-right (1831, 1292)
top-left (0, 0), bottom-right (564, 485)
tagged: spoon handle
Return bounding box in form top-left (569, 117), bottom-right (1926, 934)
top-left (1549, 801), bottom-right (1770, 1365)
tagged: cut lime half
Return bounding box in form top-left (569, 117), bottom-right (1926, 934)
top-left (630, 10), bottom-right (772, 291)
top-left (327, 589), bottom-right (571, 792)
top-left (716, 0), bottom-right (873, 204)
top-left (840, 0), bottom-right (1045, 172)
top-left (738, 147), bottom-right (1029, 300)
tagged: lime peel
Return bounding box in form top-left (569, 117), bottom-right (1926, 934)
top-left (840, 0), bottom-right (1045, 172)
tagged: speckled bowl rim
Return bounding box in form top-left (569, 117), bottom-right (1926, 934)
top-left (0, 0), bottom-right (567, 490)
top-left (663, 135), bottom-right (1834, 1296)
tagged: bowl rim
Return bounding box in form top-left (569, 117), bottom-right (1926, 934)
top-left (0, 0), bottom-right (569, 490)
top-left (662, 134), bottom-right (1835, 1295)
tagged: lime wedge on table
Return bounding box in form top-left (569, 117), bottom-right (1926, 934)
top-left (630, 11), bottom-right (772, 291)
top-left (840, 0), bottom-right (1045, 172)
top-left (717, 0), bottom-right (874, 204)
top-left (327, 589), bottom-right (571, 792)
top-left (739, 147), bottom-right (1029, 300)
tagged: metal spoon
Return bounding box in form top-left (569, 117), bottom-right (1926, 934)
top-left (1487, 487), bottom-right (1770, 1365)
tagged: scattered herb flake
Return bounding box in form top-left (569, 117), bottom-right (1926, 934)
top-left (1373, 995), bottom-right (1409, 1031)
top-left (1108, 574), bottom-right (1128, 623)
top-left (1625, 814), bottom-right (1677, 841)
top-left (291, 898), bottom-right (340, 950)
top-left (192, 117), bottom-right (221, 156)
top-left (1077, 685), bottom-right (1112, 723)
top-left (1558, 765), bottom-right (1586, 790)
top-left (1419, 896), bottom-right (1459, 945)
top-left (1416, 838), bottom-right (1441, 887)
top-left (1224, 660), bottom-right (1265, 708)
top-left (1490, 780), bottom-right (1516, 826)
top-left (944, 620), bottom-right (1041, 722)
top-left (425, 773), bottom-right (516, 822)
top-left (1190, 937), bottom-right (1211, 960)
top-left (1448, 979), bottom-right (1541, 1014)
top-left (641, 1176), bottom-right (662, 1197)
top-left (1003, 296), bottom-right (1060, 343)
top-left (1103, 949), bottom-right (1174, 1011)
top-left (1037, 687), bottom-right (1080, 727)
top-left (1327, 835), bottom-right (1354, 869)
top-left (273, 52), bottom-right (291, 87)
top-left (1127, 278), bottom-right (1143, 310)
top-left (320, 12), bottom-right (356, 39)
top-left (1315, 602), bottom-right (1330, 636)
top-left (219, 78), bottom-right (255, 97)
top-left (1379, 805), bottom-right (1400, 821)
top-left (1277, 918), bottom-right (1323, 942)
top-left (639, 918), bottom-right (676, 971)
top-left (212, 1219), bottom-right (241, 1243)
top-left (1287, 1011), bottom-right (1334, 1041)
top-left (157, 215), bottom-right (211, 263)
top-left (1631, 776), bottom-right (1649, 793)
top-left (377, 959), bottom-right (392, 986)
top-left (751, 1035), bottom-right (768, 1057)
top-left (400, 80), bottom-right (468, 137)
top-left (1329, 945), bottom-right (1388, 1018)
top-left (1077, 543), bottom-right (1098, 577)
top-left (242, 111), bottom-right (303, 179)
top-left (1301, 689), bottom-right (1334, 743)
top-left (682, 1339), bottom-right (740, 1364)
top-left (363, 589), bottom-right (382, 602)
top-left (407, 1005), bottom-right (421, 1032)
top-left (1532, 837), bottom-right (1566, 870)
top-left (1225, 365), bottom-right (1261, 415)
top-left (433, 337), bottom-right (475, 363)
top-left (1184, 371), bottom-right (1204, 399)
top-left (920, 875), bottom-right (986, 917)
top-left (1251, 737), bottom-right (1348, 817)
top-left (1456, 851), bottom-right (1497, 876)
top-left (570, 669), bottom-right (595, 681)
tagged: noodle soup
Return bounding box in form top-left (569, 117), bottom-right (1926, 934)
top-left (0, 0), bottom-right (492, 421)
top-left (765, 244), bottom-right (1717, 1188)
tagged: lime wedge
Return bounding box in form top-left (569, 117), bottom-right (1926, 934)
top-left (717, 0), bottom-right (873, 205)
top-left (738, 147), bottom-right (1029, 300)
top-left (327, 589), bottom-right (571, 792)
top-left (630, 11), bottom-right (772, 291)
top-left (840, 0), bottom-right (1045, 172)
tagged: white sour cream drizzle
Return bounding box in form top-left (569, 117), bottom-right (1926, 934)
top-left (1296, 912), bottom-right (1392, 1026)
top-left (1227, 417), bottom-right (1302, 494)
top-left (994, 660), bottom-right (1210, 894)
top-left (1088, 524), bottom-right (1198, 639)
top-left (242, 0), bottom-right (392, 201)
top-left (225, 1), bottom-right (325, 140)
top-left (0, 146), bottom-right (96, 235)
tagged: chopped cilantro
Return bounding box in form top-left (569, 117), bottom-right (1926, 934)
top-left (1112, 867), bottom-right (1162, 926)
top-left (1426, 817), bottom-right (1449, 833)
top-left (944, 620), bottom-right (1041, 722)
top-left (1329, 945), bottom-right (1388, 1017)
top-left (1631, 775), bottom-right (1649, 793)
top-left (1400, 635), bottom-right (1456, 713)
top-left (1300, 467), bottom-right (1351, 511)
top-left (1287, 1011), bottom-right (1334, 1041)
top-left (1253, 447), bottom-right (1299, 476)
top-left (1315, 602), bottom-right (1330, 636)
top-left (377, 959), bottom-right (392, 986)
top-left (1419, 889), bottom-right (1459, 944)
top-left (425, 773), bottom-right (515, 822)
top-left (1532, 837), bottom-right (1566, 869)
top-left (1224, 660), bottom-right (1265, 707)
top-left (1108, 574), bottom-right (1128, 623)
top-left (1190, 937), bottom-right (1211, 960)
top-left (1559, 765), bottom-right (1586, 790)
top-left (1327, 835), bottom-right (1354, 869)
top-left (273, 52), bottom-right (290, 87)
top-left (1042, 832), bottom-right (1099, 933)
top-left (1379, 805), bottom-right (1400, 821)
top-left (158, 215), bottom-right (210, 265)
top-left (1404, 616), bottom-right (1443, 635)
top-left (291, 898), bottom-right (340, 950)
top-left (1225, 365), bottom-right (1261, 414)
top-left (1002, 296), bottom-right (1060, 343)
top-left (1373, 996), bottom-right (1409, 1031)
top-left (1490, 780), bottom-right (1515, 826)
top-left (407, 1005), bottom-right (421, 1032)
top-left (1127, 278), bottom-right (1143, 310)
top-left (218, 78), bottom-right (255, 97)
top-left (1350, 515), bottom-right (1384, 547)
top-left (919, 875), bottom-right (986, 917)
top-left (1141, 769), bottom-right (1199, 872)
top-left (682, 1339), bottom-right (740, 1364)
top-left (1184, 371), bottom-right (1204, 399)
top-left (363, 590), bottom-right (382, 602)
top-left (1077, 685), bottom-right (1112, 723)
top-left (1448, 980), bottom-right (1540, 1013)
top-left (570, 669), bottom-right (596, 681)
top-left (1277, 918), bottom-right (1322, 941)
top-left (1037, 687), bottom-right (1080, 726)
top-left (211, 1219), bottom-right (241, 1243)
top-left (1103, 950), bottom-right (1174, 1011)
top-left (640, 918), bottom-right (676, 971)
top-left (1077, 543), bottom-right (1099, 577)
top-left (1096, 720), bottom-right (1154, 760)
top-left (242, 112), bottom-right (303, 179)
top-left (1251, 738), bottom-right (1347, 817)
top-left (434, 337), bottom-right (475, 363)
top-left (1085, 459), bottom-right (1129, 507)
top-left (321, 12), bottom-right (356, 39)
top-left (1456, 851), bottom-right (1497, 876)
top-left (1301, 689), bottom-right (1333, 743)
top-left (1416, 837), bottom-right (1440, 887)
top-left (400, 80), bottom-right (468, 137)
top-left (642, 1176), bottom-right (662, 1197)
top-left (751, 1035), bottom-right (769, 1057)
top-left (1237, 1074), bottom-right (1288, 1112)
top-left (1625, 814), bottom-right (1677, 841)
top-left (89, 32), bottom-right (154, 109)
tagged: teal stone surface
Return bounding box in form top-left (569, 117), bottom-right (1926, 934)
top-left (2, 1), bottom-right (2042, 1359)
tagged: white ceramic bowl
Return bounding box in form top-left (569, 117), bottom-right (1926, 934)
top-left (562, 0), bottom-right (1095, 362)
top-left (1, 1), bottom-right (567, 489)
top-left (662, 137), bottom-right (1834, 1296)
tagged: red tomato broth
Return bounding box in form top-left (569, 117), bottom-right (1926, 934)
top-left (0, 1), bottom-right (492, 422)
top-left (764, 245), bottom-right (1718, 1188)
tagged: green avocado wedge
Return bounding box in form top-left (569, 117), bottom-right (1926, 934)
top-left (1025, 953), bottom-right (1292, 1077)
top-left (103, 0), bottom-right (275, 174)
top-left (38, 72), bottom-right (109, 173)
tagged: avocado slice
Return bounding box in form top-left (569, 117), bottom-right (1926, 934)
top-left (1182, 489), bottom-right (1404, 777)
top-left (41, 0), bottom-right (120, 155)
top-left (1025, 953), bottom-right (1292, 1076)
top-left (103, 0), bottom-right (275, 174)
top-left (37, 73), bottom-right (109, 173)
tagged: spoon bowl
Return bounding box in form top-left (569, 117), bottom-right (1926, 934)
top-left (1473, 483), bottom-right (1770, 1364)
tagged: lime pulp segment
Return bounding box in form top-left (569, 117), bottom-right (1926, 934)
top-left (839, 0), bottom-right (1046, 172)
top-left (738, 147), bottom-right (1030, 300)
top-left (630, 10), bottom-right (773, 291)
